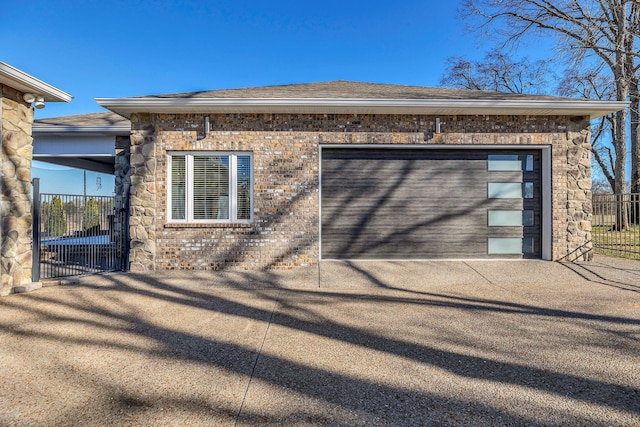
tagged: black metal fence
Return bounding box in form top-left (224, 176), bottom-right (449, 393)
top-left (592, 193), bottom-right (640, 260)
top-left (32, 178), bottom-right (129, 280)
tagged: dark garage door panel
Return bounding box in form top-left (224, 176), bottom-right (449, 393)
top-left (321, 148), bottom-right (541, 259)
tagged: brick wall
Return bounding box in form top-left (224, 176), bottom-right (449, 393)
top-left (127, 113), bottom-right (592, 271)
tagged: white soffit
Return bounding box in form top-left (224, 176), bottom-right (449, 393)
top-left (32, 124), bottom-right (131, 136)
top-left (0, 62), bottom-right (72, 103)
top-left (95, 97), bottom-right (628, 119)
top-left (33, 135), bottom-right (116, 156)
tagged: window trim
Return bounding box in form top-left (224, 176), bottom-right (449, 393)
top-left (167, 151), bottom-right (253, 224)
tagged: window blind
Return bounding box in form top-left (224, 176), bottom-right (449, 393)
top-left (193, 155), bottom-right (230, 220)
top-left (171, 156), bottom-right (186, 220)
top-left (236, 155), bottom-right (251, 220)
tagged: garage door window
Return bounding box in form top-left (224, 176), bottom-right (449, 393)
top-left (488, 154), bottom-right (533, 171)
top-left (523, 182), bottom-right (534, 198)
top-left (168, 152), bottom-right (252, 223)
top-left (488, 182), bottom-right (522, 198)
top-left (488, 210), bottom-right (535, 227)
top-left (488, 237), bottom-right (535, 254)
top-left (488, 182), bottom-right (534, 199)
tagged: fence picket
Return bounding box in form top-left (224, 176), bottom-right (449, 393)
top-left (592, 193), bottom-right (640, 260)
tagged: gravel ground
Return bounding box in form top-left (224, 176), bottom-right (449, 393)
top-left (0, 256), bottom-right (638, 426)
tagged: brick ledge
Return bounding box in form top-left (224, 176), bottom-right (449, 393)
top-left (164, 222), bottom-right (253, 229)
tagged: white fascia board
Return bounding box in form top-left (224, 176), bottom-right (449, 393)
top-left (32, 125), bottom-right (131, 136)
top-left (0, 62), bottom-right (73, 103)
top-left (95, 97), bottom-right (628, 119)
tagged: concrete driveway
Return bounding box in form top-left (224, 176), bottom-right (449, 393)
top-left (1, 256), bottom-right (639, 426)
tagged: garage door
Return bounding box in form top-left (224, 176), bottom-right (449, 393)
top-left (321, 148), bottom-right (542, 260)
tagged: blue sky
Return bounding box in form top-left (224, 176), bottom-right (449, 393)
top-left (2, 0), bottom-right (545, 194)
top-left (2, 1), bottom-right (493, 119)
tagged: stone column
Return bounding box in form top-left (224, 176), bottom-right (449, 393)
top-left (128, 114), bottom-right (156, 271)
top-left (565, 119), bottom-right (593, 261)
top-left (1, 85), bottom-right (37, 295)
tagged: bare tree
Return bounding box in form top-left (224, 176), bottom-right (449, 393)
top-left (463, 0), bottom-right (639, 196)
top-left (558, 66), bottom-right (620, 190)
top-left (626, 4), bottom-right (640, 196)
top-left (440, 53), bottom-right (621, 189)
top-left (441, 53), bottom-right (623, 198)
top-left (592, 176), bottom-right (613, 194)
top-left (441, 50), bottom-right (552, 94)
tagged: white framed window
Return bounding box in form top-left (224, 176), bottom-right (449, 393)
top-left (167, 152), bottom-right (253, 223)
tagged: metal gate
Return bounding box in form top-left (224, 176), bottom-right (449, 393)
top-left (32, 178), bottom-right (129, 280)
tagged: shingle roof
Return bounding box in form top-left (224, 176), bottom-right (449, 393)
top-left (90, 80), bottom-right (629, 119)
top-left (34, 112), bottom-right (130, 127)
top-left (143, 80), bottom-right (575, 101)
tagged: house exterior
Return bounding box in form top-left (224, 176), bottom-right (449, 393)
top-left (92, 81), bottom-right (625, 271)
top-left (0, 62), bottom-right (71, 295)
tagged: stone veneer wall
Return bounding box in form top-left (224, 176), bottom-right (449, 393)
top-left (1, 85), bottom-right (34, 294)
top-left (127, 113), bottom-right (592, 271)
top-left (561, 120), bottom-right (593, 261)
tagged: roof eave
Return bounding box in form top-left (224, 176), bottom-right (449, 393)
top-left (95, 97), bottom-right (628, 120)
top-left (32, 125), bottom-right (131, 136)
top-left (0, 62), bottom-right (73, 103)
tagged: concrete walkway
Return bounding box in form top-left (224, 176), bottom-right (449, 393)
top-left (1, 256), bottom-right (638, 426)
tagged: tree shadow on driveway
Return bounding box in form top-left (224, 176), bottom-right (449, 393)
top-left (1, 268), bottom-right (639, 426)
